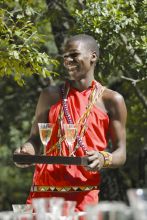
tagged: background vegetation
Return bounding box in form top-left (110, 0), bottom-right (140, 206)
top-left (0, 0), bottom-right (147, 210)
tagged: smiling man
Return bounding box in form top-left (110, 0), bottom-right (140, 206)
top-left (14, 34), bottom-right (127, 211)
top-left (63, 35), bottom-right (99, 82)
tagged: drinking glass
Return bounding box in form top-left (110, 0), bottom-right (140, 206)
top-left (62, 201), bottom-right (77, 217)
top-left (49, 197), bottom-right (65, 218)
top-left (32, 197), bottom-right (66, 220)
top-left (49, 199), bottom-right (76, 220)
top-left (63, 124), bottom-right (77, 156)
top-left (32, 198), bottom-right (51, 220)
top-left (12, 204), bottom-right (33, 213)
top-left (74, 212), bottom-right (87, 220)
top-left (86, 201), bottom-right (130, 220)
top-left (127, 188), bottom-right (147, 220)
top-left (0, 211), bottom-right (14, 220)
top-left (15, 213), bottom-right (33, 220)
top-left (38, 123), bottom-right (54, 155)
top-left (32, 197), bottom-right (50, 213)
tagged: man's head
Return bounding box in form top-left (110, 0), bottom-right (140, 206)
top-left (63, 34), bottom-right (99, 81)
top-left (66, 34), bottom-right (99, 58)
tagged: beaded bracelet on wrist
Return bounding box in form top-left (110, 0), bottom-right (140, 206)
top-left (99, 151), bottom-right (113, 168)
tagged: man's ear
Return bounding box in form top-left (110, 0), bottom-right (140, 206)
top-left (91, 51), bottom-right (97, 63)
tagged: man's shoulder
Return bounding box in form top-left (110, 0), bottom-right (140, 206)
top-left (103, 88), bottom-right (125, 104)
top-left (42, 84), bottom-right (59, 93)
top-left (39, 83), bottom-right (63, 105)
top-left (102, 88), bottom-right (126, 116)
top-left (41, 83), bottom-right (63, 96)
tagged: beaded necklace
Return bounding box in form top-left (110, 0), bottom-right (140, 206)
top-left (46, 81), bottom-right (105, 156)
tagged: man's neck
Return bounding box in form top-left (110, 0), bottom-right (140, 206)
top-left (70, 77), bottom-right (95, 91)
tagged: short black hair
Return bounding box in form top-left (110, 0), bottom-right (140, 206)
top-left (67, 34), bottom-right (99, 57)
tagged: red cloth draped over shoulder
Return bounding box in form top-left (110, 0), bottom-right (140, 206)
top-left (27, 81), bottom-right (109, 211)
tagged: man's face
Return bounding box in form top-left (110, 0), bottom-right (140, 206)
top-left (63, 40), bottom-right (94, 81)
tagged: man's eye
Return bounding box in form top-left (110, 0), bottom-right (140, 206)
top-left (63, 53), bottom-right (79, 59)
top-left (63, 55), bottom-right (68, 59)
top-left (71, 53), bottom-right (78, 58)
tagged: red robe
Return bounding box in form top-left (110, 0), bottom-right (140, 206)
top-left (27, 81), bottom-right (109, 211)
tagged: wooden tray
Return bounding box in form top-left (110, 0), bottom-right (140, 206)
top-left (13, 154), bottom-right (89, 166)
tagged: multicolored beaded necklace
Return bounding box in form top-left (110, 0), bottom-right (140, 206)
top-left (46, 80), bottom-right (105, 156)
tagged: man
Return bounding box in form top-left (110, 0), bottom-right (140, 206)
top-left (14, 34), bottom-right (127, 211)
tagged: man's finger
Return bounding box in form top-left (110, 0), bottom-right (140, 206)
top-left (88, 154), bottom-right (99, 162)
top-left (14, 162), bottom-right (35, 168)
top-left (86, 150), bottom-right (96, 156)
top-left (88, 159), bottom-right (99, 168)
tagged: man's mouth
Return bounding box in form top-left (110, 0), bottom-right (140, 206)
top-left (67, 65), bottom-right (77, 70)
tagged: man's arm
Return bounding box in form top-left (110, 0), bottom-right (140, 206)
top-left (86, 89), bottom-right (127, 171)
top-left (27, 88), bottom-right (52, 154)
top-left (106, 90), bottom-right (127, 167)
top-left (14, 88), bottom-right (52, 167)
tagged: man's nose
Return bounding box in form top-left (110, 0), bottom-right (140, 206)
top-left (64, 56), bottom-right (73, 66)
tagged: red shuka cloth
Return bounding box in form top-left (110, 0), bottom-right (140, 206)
top-left (27, 81), bottom-right (109, 211)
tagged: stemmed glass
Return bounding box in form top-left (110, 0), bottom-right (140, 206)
top-left (38, 123), bottom-right (54, 155)
top-left (86, 201), bottom-right (130, 220)
top-left (63, 124), bottom-right (77, 156)
top-left (127, 188), bottom-right (147, 220)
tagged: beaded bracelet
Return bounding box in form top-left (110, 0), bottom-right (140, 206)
top-left (99, 151), bottom-right (113, 168)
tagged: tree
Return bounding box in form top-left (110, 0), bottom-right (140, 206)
top-left (0, 0), bottom-right (58, 86)
top-left (74, 0), bottom-right (147, 107)
top-left (0, 0), bottom-right (59, 210)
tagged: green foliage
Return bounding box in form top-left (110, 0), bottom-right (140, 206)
top-left (0, 146), bottom-right (34, 210)
top-left (0, 77), bottom-right (39, 210)
top-left (74, 0), bottom-right (147, 82)
top-left (0, 0), bottom-right (59, 86)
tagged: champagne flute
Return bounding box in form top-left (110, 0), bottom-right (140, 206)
top-left (63, 124), bottom-right (77, 156)
top-left (38, 123), bottom-right (54, 155)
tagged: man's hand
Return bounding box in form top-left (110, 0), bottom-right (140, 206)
top-left (85, 150), bottom-right (104, 172)
top-left (14, 142), bottom-right (35, 168)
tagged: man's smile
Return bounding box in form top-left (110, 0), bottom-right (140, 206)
top-left (67, 65), bottom-right (78, 72)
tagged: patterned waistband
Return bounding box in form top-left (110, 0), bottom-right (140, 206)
top-left (31, 185), bottom-right (98, 193)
